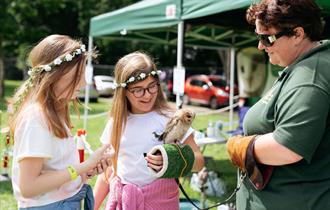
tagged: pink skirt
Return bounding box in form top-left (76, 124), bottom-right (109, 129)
top-left (105, 177), bottom-right (179, 210)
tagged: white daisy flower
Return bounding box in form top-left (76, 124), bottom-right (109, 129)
top-left (128, 77), bottom-right (135, 82)
top-left (140, 73), bottom-right (146, 79)
top-left (65, 54), bottom-right (73, 61)
top-left (44, 65), bottom-right (52, 72)
top-left (53, 58), bottom-right (62, 65)
top-left (112, 83), bottom-right (118, 89)
top-left (81, 45), bottom-right (86, 52)
top-left (121, 83), bottom-right (127, 88)
top-left (76, 49), bottom-right (82, 54)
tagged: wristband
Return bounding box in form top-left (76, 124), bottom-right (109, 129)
top-left (67, 165), bottom-right (78, 180)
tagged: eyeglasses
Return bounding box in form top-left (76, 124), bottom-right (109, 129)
top-left (127, 82), bottom-right (159, 98)
top-left (255, 30), bottom-right (292, 47)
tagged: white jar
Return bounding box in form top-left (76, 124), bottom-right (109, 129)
top-left (207, 121), bottom-right (215, 137)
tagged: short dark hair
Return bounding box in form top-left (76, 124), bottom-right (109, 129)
top-left (246, 0), bottom-right (324, 41)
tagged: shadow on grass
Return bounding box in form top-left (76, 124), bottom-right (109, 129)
top-left (180, 158), bottom-right (238, 208)
top-left (0, 180), bottom-right (13, 194)
top-left (204, 158), bottom-right (238, 203)
top-left (0, 180), bottom-right (17, 210)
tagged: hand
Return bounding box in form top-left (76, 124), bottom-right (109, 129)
top-left (145, 151), bottom-right (163, 172)
top-left (86, 157), bottom-right (112, 178)
top-left (83, 144), bottom-right (114, 173)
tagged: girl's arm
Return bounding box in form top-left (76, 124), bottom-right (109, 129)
top-left (19, 144), bottom-right (112, 198)
top-left (183, 134), bottom-right (205, 172)
top-left (19, 157), bottom-right (73, 197)
top-left (93, 169), bottom-right (111, 210)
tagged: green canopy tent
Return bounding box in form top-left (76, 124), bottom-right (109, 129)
top-left (84, 0), bottom-right (259, 129)
top-left (84, 0), bottom-right (330, 129)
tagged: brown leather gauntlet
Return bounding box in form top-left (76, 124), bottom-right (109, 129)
top-left (226, 135), bottom-right (256, 171)
top-left (226, 135), bottom-right (274, 190)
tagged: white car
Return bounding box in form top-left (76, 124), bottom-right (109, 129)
top-left (78, 83), bottom-right (99, 103)
top-left (94, 75), bottom-right (116, 96)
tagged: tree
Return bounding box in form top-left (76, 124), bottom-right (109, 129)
top-left (0, 0), bottom-right (17, 99)
top-left (0, 0), bottom-right (141, 101)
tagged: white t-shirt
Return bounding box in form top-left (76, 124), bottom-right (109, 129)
top-left (12, 104), bottom-right (82, 208)
top-left (100, 110), bottom-right (194, 187)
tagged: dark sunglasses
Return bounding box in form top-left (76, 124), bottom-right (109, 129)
top-left (255, 30), bottom-right (292, 47)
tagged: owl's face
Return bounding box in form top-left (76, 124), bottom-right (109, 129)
top-left (175, 109), bottom-right (196, 124)
top-left (237, 47), bottom-right (266, 97)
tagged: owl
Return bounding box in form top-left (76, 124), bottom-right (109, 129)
top-left (236, 47), bottom-right (266, 97)
top-left (154, 109), bottom-right (196, 144)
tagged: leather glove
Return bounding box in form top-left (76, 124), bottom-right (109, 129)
top-left (226, 135), bottom-right (256, 171)
top-left (226, 135), bottom-right (274, 190)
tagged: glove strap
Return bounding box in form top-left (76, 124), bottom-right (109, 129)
top-left (245, 136), bottom-right (274, 190)
top-left (173, 144), bottom-right (188, 177)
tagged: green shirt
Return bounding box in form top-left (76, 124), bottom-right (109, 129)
top-left (237, 40), bottom-right (330, 210)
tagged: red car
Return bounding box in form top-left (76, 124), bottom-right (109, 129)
top-left (183, 74), bottom-right (237, 109)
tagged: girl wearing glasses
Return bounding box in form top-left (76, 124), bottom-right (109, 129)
top-left (226, 0), bottom-right (330, 210)
top-left (93, 51), bottom-right (204, 210)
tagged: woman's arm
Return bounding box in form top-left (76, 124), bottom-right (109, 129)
top-left (183, 134), bottom-right (205, 172)
top-left (254, 133), bottom-right (303, 165)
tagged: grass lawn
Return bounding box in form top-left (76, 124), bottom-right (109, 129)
top-left (0, 80), bottom-right (237, 210)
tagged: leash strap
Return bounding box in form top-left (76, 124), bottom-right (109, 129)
top-left (176, 172), bottom-right (246, 210)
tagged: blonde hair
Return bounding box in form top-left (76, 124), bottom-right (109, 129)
top-left (10, 34), bottom-right (89, 138)
top-left (110, 51), bottom-right (173, 174)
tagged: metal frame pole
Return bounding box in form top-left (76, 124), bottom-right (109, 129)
top-left (229, 48), bottom-right (235, 130)
top-left (83, 36), bottom-right (93, 130)
top-left (176, 21), bottom-right (184, 109)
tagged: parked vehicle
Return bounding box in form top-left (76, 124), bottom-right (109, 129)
top-left (94, 75), bottom-right (116, 96)
top-left (78, 81), bottom-right (99, 103)
top-left (183, 74), bottom-right (238, 109)
top-left (159, 68), bottom-right (175, 101)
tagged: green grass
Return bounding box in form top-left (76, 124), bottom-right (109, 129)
top-left (0, 80), bottom-right (237, 209)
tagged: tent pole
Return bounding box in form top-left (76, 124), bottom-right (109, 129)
top-left (83, 36), bottom-right (94, 130)
top-left (176, 21), bottom-right (184, 109)
top-left (229, 47), bottom-right (235, 131)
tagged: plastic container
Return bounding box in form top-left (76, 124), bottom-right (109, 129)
top-left (206, 121), bottom-right (215, 137)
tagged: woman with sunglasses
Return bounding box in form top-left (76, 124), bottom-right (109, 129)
top-left (93, 51), bottom-right (204, 210)
top-left (226, 0), bottom-right (330, 209)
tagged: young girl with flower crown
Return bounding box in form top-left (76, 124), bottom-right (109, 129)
top-left (93, 51), bottom-right (204, 210)
top-left (10, 34), bottom-right (113, 210)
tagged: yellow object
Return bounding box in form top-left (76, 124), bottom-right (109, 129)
top-left (67, 165), bottom-right (78, 180)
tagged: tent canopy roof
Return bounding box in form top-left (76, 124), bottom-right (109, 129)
top-left (90, 0), bottom-right (330, 49)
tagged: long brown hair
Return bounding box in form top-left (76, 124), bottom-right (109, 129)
top-left (110, 51), bottom-right (173, 174)
top-left (10, 35), bottom-right (89, 138)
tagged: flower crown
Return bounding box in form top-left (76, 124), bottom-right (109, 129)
top-left (112, 70), bottom-right (162, 89)
top-left (27, 44), bottom-right (86, 77)
top-left (14, 44), bottom-right (86, 109)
